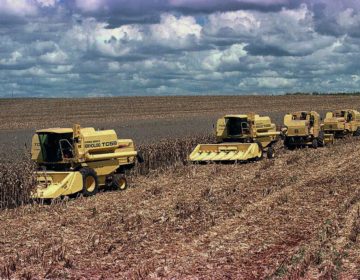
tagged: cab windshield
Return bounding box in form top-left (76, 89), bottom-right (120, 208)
top-left (37, 132), bottom-right (74, 162)
top-left (226, 117), bottom-right (249, 136)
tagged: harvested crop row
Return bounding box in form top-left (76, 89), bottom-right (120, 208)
top-left (2, 95), bottom-right (360, 130)
top-left (1, 138), bottom-right (359, 278)
top-left (162, 139), bottom-right (360, 279)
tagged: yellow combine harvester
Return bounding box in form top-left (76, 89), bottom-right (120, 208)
top-left (323, 109), bottom-right (360, 137)
top-left (283, 111), bottom-right (333, 149)
top-left (31, 124), bottom-right (140, 199)
top-left (189, 114), bottom-right (280, 162)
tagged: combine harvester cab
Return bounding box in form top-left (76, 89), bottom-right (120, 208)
top-left (31, 124), bottom-right (140, 199)
top-left (283, 111), bottom-right (333, 149)
top-left (323, 109), bottom-right (360, 138)
top-left (189, 114), bottom-right (280, 163)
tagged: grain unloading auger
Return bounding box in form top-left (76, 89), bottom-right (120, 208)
top-left (31, 124), bottom-right (141, 199)
top-left (189, 114), bottom-right (280, 163)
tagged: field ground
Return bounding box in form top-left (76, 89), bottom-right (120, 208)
top-left (1, 95), bottom-right (360, 279)
top-left (3, 95), bottom-right (360, 145)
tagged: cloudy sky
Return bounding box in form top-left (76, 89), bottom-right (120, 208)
top-left (1, 0), bottom-right (360, 97)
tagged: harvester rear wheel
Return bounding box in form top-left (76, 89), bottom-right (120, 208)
top-left (354, 127), bottom-right (360, 136)
top-left (80, 168), bottom-right (99, 197)
top-left (317, 132), bottom-right (325, 147)
top-left (111, 174), bottom-right (128, 191)
top-left (266, 147), bottom-right (275, 159)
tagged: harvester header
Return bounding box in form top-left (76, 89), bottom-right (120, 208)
top-left (190, 113), bottom-right (280, 162)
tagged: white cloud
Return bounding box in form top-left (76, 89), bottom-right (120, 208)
top-left (108, 62), bottom-right (121, 71)
top-left (64, 13), bottom-right (202, 58)
top-left (49, 65), bottom-right (73, 74)
top-left (337, 9), bottom-right (359, 29)
top-left (206, 10), bottom-right (260, 36)
top-left (35, 0), bottom-right (58, 7)
top-left (0, 0), bottom-right (37, 16)
top-left (279, 3), bottom-right (308, 21)
top-left (75, 0), bottom-right (104, 12)
top-left (150, 14), bottom-right (202, 48)
top-left (14, 66), bottom-right (47, 77)
top-left (202, 44), bottom-right (247, 71)
top-left (0, 51), bottom-right (23, 66)
top-left (40, 49), bottom-right (68, 64)
top-left (257, 77), bottom-right (295, 88)
top-left (351, 75), bottom-right (360, 82)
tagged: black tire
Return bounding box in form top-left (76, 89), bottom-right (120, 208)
top-left (136, 152), bottom-right (144, 163)
top-left (80, 168), bottom-right (98, 197)
top-left (312, 138), bottom-right (318, 149)
top-left (266, 146), bottom-right (275, 159)
top-left (318, 131), bottom-right (325, 147)
top-left (284, 137), bottom-right (295, 150)
top-left (110, 174), bottom-right (128, 191)
top-left (354, 127), bottom-right (360, 136)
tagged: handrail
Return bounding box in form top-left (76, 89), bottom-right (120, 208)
top-left (85, 151), bottom-right (137, 161)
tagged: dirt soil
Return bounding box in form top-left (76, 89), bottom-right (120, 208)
top-left (2, 95), bottom-right (360, 145)
top-left (1, 95), bottom-right (360, 279)
top-left (0, 139), bottom-right (359, 279)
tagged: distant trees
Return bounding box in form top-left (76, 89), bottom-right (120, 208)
top-left (285, 92), bottom-right (360, 96)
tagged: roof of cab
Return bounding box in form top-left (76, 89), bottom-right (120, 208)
top-left (36, 128), bottom-right (73, 134)
top-left (224, 114), bottom-right (249, 118)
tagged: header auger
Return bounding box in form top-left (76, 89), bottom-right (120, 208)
top-left (189, 114), bottom-right (280, 163)
top-left (31, 124), bottom-right (140, 199)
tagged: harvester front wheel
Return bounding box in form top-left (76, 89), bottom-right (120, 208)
top-left (312, 138), bottom-right (318, 149)
top-left (284, 137), bottom-right (295, 150)
top-left (254, 141), bottom-right (264, 161)
top-left (111, 174), bottom-right (128, 191)
top-left (80, 168), bottom-right (99, 197)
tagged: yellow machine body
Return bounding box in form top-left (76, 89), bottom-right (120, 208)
top-left (189, 114), bottom-right (280, 162)
top-left (283, 111), bottom-right (333, 149)
top-left (323, 109), bottom-right (360, 137)
top-left (31, 124), bottom-right (137, 199)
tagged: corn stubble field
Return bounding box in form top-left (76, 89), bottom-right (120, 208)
top-left (0, 96), bottom-right (360, 279)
